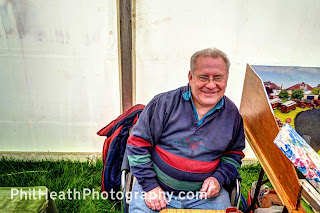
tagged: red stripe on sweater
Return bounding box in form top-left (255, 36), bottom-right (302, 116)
top-left (223, 151), bottom-right (245, 158)
top-left (127, 135), bottom-right (152, 148)
top-left (97, 104), bottom-right (145, 136)
top-left (154, 145), bottom-right (220, 173)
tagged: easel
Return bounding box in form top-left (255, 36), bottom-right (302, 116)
top-left (240, 65), bottom-right (304, 213)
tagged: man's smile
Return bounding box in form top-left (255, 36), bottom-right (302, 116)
top-left (201, 90), bottom-right (218, 95)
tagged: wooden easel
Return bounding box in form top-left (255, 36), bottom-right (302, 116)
top-left (240, 65), bottom-right (304, 213)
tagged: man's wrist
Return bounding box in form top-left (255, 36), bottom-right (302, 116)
top-left (139, 178), bottom-right (159, 192)
top-left (211, 172), bottom-right (224, 186)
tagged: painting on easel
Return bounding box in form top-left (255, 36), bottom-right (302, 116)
top-left (251, 65), bottom-right (320, 153)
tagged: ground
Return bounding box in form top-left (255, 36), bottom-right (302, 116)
top-left (0, 157), bottom-right (315, 212)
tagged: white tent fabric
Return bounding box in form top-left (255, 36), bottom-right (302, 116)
top-left (0, 0), bottom-right (120, 152)
top-left (0, 0), bottom-right (319, 157)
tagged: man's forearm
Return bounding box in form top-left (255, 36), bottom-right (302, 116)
top-left (127, 134), bottom-right (159, 192)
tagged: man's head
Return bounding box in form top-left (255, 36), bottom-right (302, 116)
top-left (190, 48), bottom-right (230, 74)
top-left (188, 48), bottom-right (230, 110)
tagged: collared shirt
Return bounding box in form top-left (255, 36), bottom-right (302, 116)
top-left (183, 87), bottom-right (224, 125)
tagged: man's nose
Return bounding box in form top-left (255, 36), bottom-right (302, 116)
top-left (205, 80), bottom-right (217, 89)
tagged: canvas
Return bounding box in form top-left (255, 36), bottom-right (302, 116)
top-left (251, 65), bottom-right (320, 152)
top-left (273, 123), bottom-right (320, 193)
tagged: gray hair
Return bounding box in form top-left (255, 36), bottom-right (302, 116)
top-left (190, 48), bottom-right (230, 74)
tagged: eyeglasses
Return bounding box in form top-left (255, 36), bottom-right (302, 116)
top-left (196, 75), bottom-right (225, 83)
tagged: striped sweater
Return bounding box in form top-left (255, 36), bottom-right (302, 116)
top-left (127, 85), bottom-right (245, 193)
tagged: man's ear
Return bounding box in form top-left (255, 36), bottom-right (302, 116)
top-left (188, 71), bottom-right (192, 82)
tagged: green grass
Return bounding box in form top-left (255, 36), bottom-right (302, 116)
top-left (0, 157), bottom-right (120, 213)
top-left (239, 163), bottom-right (273, 201)
top-left (0, 157), bottom-right (315, 212)
top-left (302, 200), bottom-right (316, 213)
top-left (273, 107), bottom-right (311, 129)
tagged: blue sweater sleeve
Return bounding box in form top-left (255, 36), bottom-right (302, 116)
top-left (126, 94), bottom-right (167, 192)
top-left (212, 114), bottom-right (245, 186)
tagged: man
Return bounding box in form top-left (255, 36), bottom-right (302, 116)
top-left (127, 48), bottom-right (245, 212)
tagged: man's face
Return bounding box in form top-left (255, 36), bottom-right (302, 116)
top-left (188, 56), bottom-right (228, 110)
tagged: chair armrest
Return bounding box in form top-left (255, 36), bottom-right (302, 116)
top-left (230, 178), bottom-right (241, 208)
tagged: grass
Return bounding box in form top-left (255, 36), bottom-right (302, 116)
top-left (0, 157), bottom-right (120, 213)
top-left (0, 157), bottom-right (315, 212)
top-left (238, 163), bottom-right (273, 200)
top-left (273, 107), bottom-right (311, 129)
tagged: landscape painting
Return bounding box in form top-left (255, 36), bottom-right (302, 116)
top-left (251, 65), bottom-right (320, 154)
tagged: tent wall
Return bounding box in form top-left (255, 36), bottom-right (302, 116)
top-left (0, 0), bottom-right (319, 157)
top-left (135, 0), bottom-right (320, 158)
top-left (0, 0), bottom-right (120, 153)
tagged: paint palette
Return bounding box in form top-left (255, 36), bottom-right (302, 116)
top-left (273, 123), bottom-right (320, 193)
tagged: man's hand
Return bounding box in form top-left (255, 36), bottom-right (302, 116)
top-left (144, 186), bottom-right (168, 211)
top-left (199, 177), bottom-right (221, 199)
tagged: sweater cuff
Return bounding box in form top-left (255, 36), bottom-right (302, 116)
top-left (211, 171), bottom-right (225, 187)
top-left (139, 178), bottom-right (160, 192)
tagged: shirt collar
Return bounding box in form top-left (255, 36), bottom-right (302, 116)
top-left (183, 87), bottom-right (192, 101)
top-left (183, 86), bottom-right (224, 108)
top-left (183, 86), bottom-right (224, 125)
